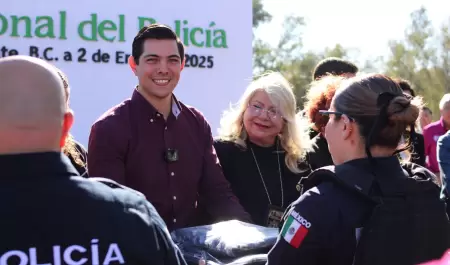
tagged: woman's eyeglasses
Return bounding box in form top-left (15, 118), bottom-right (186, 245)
top-left (247, 104), bottom-right (282, 120)
top-left (319, 110), bottom-right (355, 121)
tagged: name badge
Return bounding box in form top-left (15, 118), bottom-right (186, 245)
top-left (266, 204), bottom-right (285, 228)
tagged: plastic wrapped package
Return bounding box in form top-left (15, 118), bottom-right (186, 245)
top-left (177, 245), bottom-right (268, 265)
top-left (171, 220), bottom-right (278, 265)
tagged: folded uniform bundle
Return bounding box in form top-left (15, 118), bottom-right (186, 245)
top-left (171, 220), bottom-right (278, 265)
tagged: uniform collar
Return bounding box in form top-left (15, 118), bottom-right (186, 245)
top-left (131, 88), bottom-right (182, 118)
top-left (0, 152), bottom-right (79, 180)
top-left (334, 156), bottom-right (406, 195)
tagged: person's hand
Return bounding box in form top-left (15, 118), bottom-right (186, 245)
top-left (199, 259), bottom-right (206, 265)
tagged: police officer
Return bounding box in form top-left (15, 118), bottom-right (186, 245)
top-left (0, 55), bottom-right (187, 265)
top-left (267, 74), bottom-right (449, 265)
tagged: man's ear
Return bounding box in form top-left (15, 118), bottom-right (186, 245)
top-left (181, 56), bottom-right (186, 71)
top-left (128, 56), bottom-right (138, 76)
top-left (60, 110), bottom-right (74, 149)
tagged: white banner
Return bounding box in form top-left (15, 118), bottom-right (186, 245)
top-left (1, 1), bottom-right (253, 146)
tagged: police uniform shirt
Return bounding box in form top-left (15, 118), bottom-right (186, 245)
top-left (266, 157), bottom-right (406, 265)
top-left (0, 152), bottom-right (187, 265)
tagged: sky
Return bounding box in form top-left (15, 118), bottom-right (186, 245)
top-left (255, 0), bottom-right (449, 66)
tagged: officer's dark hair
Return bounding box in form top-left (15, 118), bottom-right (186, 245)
top-left (395, 78), bottom-right (416, 97)
top-left (333, 74), bottom-right (423, 154)
top-left (132, 23), bottom-right (185, 64)
top-left (312, 57), bottom-right (358, 81)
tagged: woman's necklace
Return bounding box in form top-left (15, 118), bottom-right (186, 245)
top-left (249, 139), bottom-right (284, 207)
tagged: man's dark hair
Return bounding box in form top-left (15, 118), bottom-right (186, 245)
top-left (422, 106), bottom-right (432, 115)
top-left (396, 78), bottom-right (416, 97)
top-left (132, 23), bottom-right (185, 64)
top-left (312, 57), bottom-right (358, 81)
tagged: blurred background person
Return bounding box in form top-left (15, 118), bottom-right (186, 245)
top-left (214, 72), bottom-right (312, 228)
top-left (420, 107), bottom-right (433, 131)
top-left (424, 93), bottom-right (450, 177)
top-left (395, 78), bottom-right (425, 166)
top-left (303, 75), bottom-right (343, 170)
top-left (437, 130), bottom-right (450, 214)
top-left (312, 57), bottom-right (359, 81)
top-left (302, 57), bottom-right (358, 170)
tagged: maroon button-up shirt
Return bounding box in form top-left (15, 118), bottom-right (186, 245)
top-left (88, 89), bottom-right (251, 231)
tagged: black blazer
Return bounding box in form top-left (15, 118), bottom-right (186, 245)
top-left (306, 129), bottom-right (334, 171)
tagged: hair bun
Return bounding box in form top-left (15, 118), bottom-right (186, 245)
top-left (387, 95), bottom-right (419, 124)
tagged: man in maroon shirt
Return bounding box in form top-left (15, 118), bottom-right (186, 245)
top-left (87, 24), bottom-right (251, 231)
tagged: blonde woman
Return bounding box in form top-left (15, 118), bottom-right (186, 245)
top-left (214, 72), bottom-right (312, 228)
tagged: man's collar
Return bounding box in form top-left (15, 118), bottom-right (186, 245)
top-left (131, 88), bottom-right (182, 118)
top-left (0, 152), bottom-right (79, 180)
top-left (171, 96), bottom-right (181, 117)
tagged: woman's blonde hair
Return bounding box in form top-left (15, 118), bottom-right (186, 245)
top-left (53, 67), bottom-right (85, 167)
top-left (218, 72), bottom-right (312, 173)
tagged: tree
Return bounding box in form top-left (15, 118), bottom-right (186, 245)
top-left (360, 55), bottom-right (384, 73)
top-left (252, 0), bottom-right (272, 28)
top-left (251, 2), bottom-right (359, 108)
top-left (323, 44), bottom-right (348, 59)
top-left (252, 2), bottom-right (450, 116)
top-left (283, 52), bottom-right (322, 107)
top-left (438, 18), bottom-right (450, 92)
top-left (384, 7), bottom-right (450, 118)
top-left (252, 14), bottom-right (359, 107)
top-left (253, 15), bottom-right (306, 74)
top-left (253, 14), bottom-right (315, 106)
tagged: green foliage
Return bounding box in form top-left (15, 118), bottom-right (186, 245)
top-left (252, 0), bottom-right (272, 28)
top-left (252, 3), bottom-right (450, 116)
top-left (383, 7), bottom-right (450, 119)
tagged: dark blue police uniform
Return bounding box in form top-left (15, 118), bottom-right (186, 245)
top-left (0, 152), bottom-right (187, 265)
top-left (266, 157), bottom-right (409, 265)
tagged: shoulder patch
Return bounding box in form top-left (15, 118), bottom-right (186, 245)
top-left (89, 177), bottom-right (146, 198)
top-left (280, 210), bottom-right (311, 248)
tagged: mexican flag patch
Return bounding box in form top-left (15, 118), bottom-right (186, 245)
top-left (281, 211), bottom-right (311, 248)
